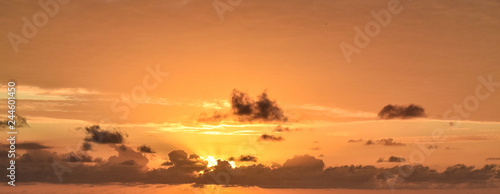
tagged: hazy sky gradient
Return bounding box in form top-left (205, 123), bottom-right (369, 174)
top-left (1, 0), bottom-right (500, 191)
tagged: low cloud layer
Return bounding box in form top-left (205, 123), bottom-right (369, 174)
top-left (1, 146), bottom-right (499, 189)
top-left (378, 104), bottom-right (426, 119)
top-left (2, 124), bottom-right (499, 189)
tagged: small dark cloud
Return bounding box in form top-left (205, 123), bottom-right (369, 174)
top-left (486, 157), bottom-right (500, 161)
top-left (197, 111), bottom-right (229, 123)
top-left (348, 139), bottom-right (363, 143)
top-left (81, 142), bottom-right (92, 151)
top-left (377, 138), bottom-right (405, 146)
top-left (378, 104), bottom-right (426, 119)
top-left (231, 89), bottom-right (287, 122)
top-left (0, 114), bottom-right (29, 129)
top-left (377, 156), bottom-right (407, 163)
top-left (137, 145), bottom-right (155, 153)
top-left (118, 144), bottom-right (127, 151)
top-left (310, 146), bottom-right (321, 150)
top-left (427, 145), bottom-right (438, 149)
top-left (82, 125), bottom-right (126, 144)
top-left (259, 134), bottom-right (284, 141)
top-left (273, 125), bottom-right (291, 132)
top-left (237, 155), bottom-right (257, 162)
top-left (366, 138), bottom-right (405, 146)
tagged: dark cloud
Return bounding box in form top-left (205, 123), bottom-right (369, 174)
top-left (259, 134), bottom-right (284, 141)
top-left (231, 89), bottom-right (287, 122)
top-left (381, 164), bottom-right (500, 184)
top-left (231, 89), bottom-right (254, 116)
top-left (82, 125), bottom-right (126, 144)
top-left (0, 114), bottom-right (29, 130)
top-left (121, 160), bottom-right (137, 166)
top-left (377, 138), bottom-right (405, 146)
top-left (310, 147), bottom-right (321, 150)
top-left (377, 156), bottom-right (407, 163)
top-left (237, 155), bottom-right (257, 162)
top-left (273, 125), bottom-right (292, 132)
top-left (137, 145), bottom-right (155, 153)
top-left (10, 142), bottom-right (50, 150)
top-left (197, 111), bottom-right (229, 123)
top-left (366, 138), bottom-right (405, 146)
top-left (81, 142), bottom-right (92, 151)
top-left (64, 152), bottom-right (94, 163)
top-left (378, 104), bottom-right (426, 119)
top-left (348, 139), bottom-right (363, 143)
top-left (165, 150), bottom-right (208, 173)
top-left (118, 144), bottom-right (127, 151)
top-left (486, 158), bottom-right (500, 161)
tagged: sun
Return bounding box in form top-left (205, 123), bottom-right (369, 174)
top-left (201, 155), bottom-right (236, 168)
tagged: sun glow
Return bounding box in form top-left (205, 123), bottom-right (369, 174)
top-left (201, 156), bottom-right (236, 168)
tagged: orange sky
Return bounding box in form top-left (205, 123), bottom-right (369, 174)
top-left (1, 0), bottom-right (500, 191)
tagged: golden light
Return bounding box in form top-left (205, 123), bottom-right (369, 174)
top-left (203, 156), bottom-right (218, 167)
top-left (201, 156), bottom-right (236, 168)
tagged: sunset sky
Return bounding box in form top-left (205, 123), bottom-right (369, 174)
top-left (1, 0), bottom-right (500, 193)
